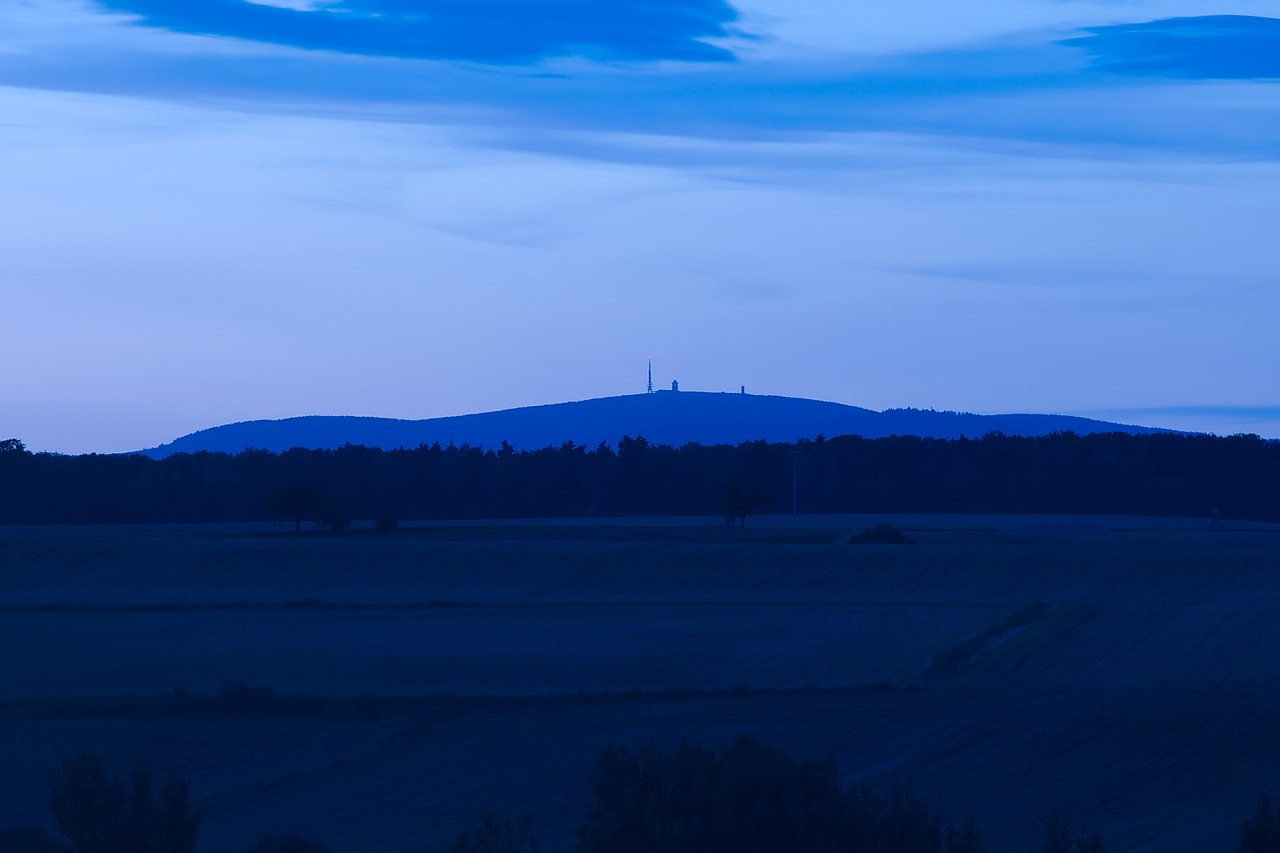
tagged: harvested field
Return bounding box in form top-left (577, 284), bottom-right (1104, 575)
top-left (1, 515), bottom-right (1279, 851)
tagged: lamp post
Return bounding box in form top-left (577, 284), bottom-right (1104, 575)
top-left (786, 450), bottom-right (803, 529)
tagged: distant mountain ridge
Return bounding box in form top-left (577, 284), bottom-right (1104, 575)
top-left (140, 392), bottom-right (1169, 458)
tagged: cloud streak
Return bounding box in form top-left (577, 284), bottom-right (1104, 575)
top-left (1066, 15), bottom-right (1280, 80)
top-left (94, 0), bottom-right (743, 63)
top-left (2, 6), bottom-right (1277, 170)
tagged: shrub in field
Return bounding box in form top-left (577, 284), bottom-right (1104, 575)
top-left (575, 734), bottom-right (979, 853)
top-left (923, 602), bottom-right (1049, 681)
top-left (216, 681), bottom-right (280, 715)
top-left (1240, 795), bottom-right (1280, 852)
top-left (49, 752), bottom-right (199, 853)
top-left (316, 493), bottom-right (361, 534)
top-left (849, 524), bottom-right (916, 544)
top-left (246, 832), bottom-right (330, 853)
top-left (374, 515), bottom-right (399, 535)
top-left (450, 814), bottom-right (540, 853)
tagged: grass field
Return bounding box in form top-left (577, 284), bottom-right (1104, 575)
top-left (2, 514), bottom-right (1279, 851)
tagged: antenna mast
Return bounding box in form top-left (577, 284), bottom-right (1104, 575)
top-left (647, 357), bottom-right (653, 394)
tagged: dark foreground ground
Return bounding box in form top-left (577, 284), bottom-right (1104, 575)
top-left (1, 514), bottom-right (1278, 851)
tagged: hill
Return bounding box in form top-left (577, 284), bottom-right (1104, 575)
top-left (141, 392), bottom-right (1166, 457)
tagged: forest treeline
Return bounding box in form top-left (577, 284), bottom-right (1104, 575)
top-left (1, 430), bottom-right (1277, 525)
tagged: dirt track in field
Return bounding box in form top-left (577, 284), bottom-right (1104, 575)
top-left (2, 516), bottom-right (1279, 851)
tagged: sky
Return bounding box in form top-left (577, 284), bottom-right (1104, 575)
top-left (2, 0), bottom-right (1279, 453)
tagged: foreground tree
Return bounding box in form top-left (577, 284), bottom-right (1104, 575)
top-left (1240, 795), bottom-right (1280, 852)
top-left (451, 814), bottom-right (540, 853)
top-left (246, 832), bottom-right (330, 853)
top-left (1030, 815), bottom-right (1106, 853)
top-left (49, 752), bottom-right (199, 853)
top-left (576, 734), bottom-right (979, 853)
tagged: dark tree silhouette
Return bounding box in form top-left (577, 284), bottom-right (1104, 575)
top-left (1240, 795), bottom-right (1280, 852)
top-left (721, 476), bottom-right (771, 527)
top-left (945, 819), bottom-right (988, 853)
top-left (49, 752), bottom-right (199, 853)
top-left (575, 734), bottom-right (977, 853)
top-left (4, 431), bottom-right (1279, 525)
top-left (450, 814), bottom-right (540, 853)
top-left (246, 832), bottom-right (330, 853)
top-left (315, 492), bottom-right (361, 534)
top-left (264, 484), bottom-right (322, 536)
top-left (0, 437), bottom-right (28, 455)
top-left (1030, 815), bottom-right (1106, 853)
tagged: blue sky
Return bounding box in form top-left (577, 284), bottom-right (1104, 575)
top-left (2, 0), bottom-right (1279, 452)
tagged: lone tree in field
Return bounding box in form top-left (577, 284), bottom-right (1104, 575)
top-left (49, 752), bottom-right (199, 853)
top-left (265, 484), bottom-right (323, 536)
top-left (721, 477), bottom-right (771, 527)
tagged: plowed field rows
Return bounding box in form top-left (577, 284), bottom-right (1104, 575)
top-left (1, 517), bottom-right (1278, 851)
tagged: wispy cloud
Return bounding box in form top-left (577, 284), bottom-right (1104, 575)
top-left (94, 0), bottom-right (743, 63)
top-left (1065, 15), bottom-right (1280, 80)
top-left (3, 5), bottom-right (1278, 169)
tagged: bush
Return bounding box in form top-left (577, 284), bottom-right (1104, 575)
top-left (315, 493), bottom-right (361, 534)
top-left (247, 831), bottom-right (330, 853)
top-left (49, 752), bottom-right (199, 853)
top-left (849, 524), bottom-right (916, 544)
top-left (216, 681), bottom-right (280, 715)
top-left (374, 516), bottom-right (399, 535)
top-left (923, 602), bottom-right (1048, 681)
top-left (575, 734), bottom-right (977, 853)
top-left (451, 814), bottom-right (540, 853)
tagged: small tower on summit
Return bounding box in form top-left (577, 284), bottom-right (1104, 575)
top-left (647, 357), bottom-right (653, 394)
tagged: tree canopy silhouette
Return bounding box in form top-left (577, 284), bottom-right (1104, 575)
top-left (2, 431), bottom-right (1278, 524)
top-left (720, 476), bottom-right (771, 527)
top-left (575, 734), bottom-right (984, 853)
top-left (1240, 794), bottom-right (1280, 853)
top-left (49, 752), bottom-right (198, 853)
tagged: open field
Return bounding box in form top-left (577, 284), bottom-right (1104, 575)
top-left (2, 515), bottom-right (1280, 851)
